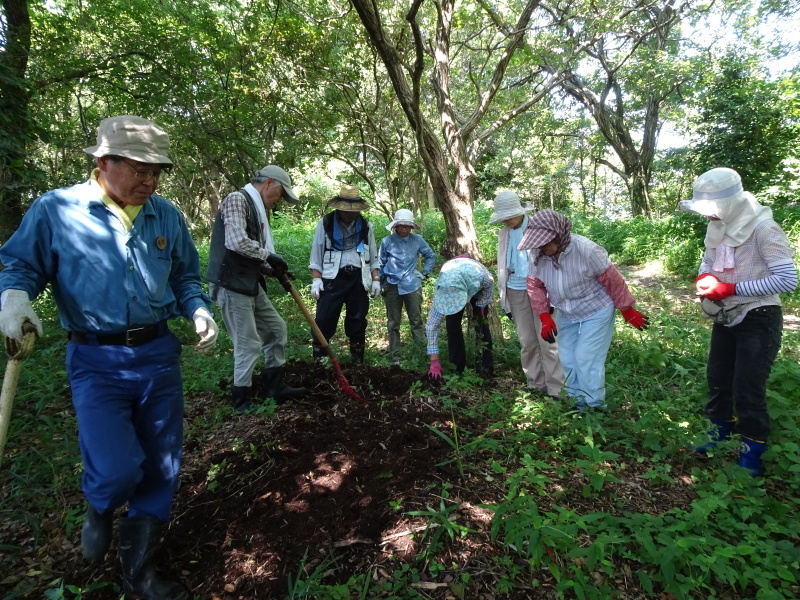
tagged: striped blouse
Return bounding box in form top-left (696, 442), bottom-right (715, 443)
top-left (700, 219), bottom-right (797, 326)
top-left (525, 234), bottom-right (614, 322)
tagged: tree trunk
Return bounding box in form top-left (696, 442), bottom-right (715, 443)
top-left (628, 166), bottom-right (651, 217)
top-left (0, 0), bottom-right (32, 241)
top-left (349, 0), bottom-right (540, 260)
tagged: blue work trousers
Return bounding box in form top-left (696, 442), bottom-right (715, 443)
top-left (66, 332), bottom-right (184, 522)
top-left (556, 303), bottom-right (615, 408)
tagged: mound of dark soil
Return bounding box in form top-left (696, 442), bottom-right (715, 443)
top-left (45, 362), bottom-right (492, 599)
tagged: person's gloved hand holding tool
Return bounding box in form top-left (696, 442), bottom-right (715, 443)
top-left (266, 253), bottom-right (289, 275)
top-left (695, 273), bottom-right (735, 301)
top-left (0, 290), bottom-right (43, 342)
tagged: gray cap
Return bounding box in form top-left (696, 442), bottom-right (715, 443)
top-left (83, 116), bottom-right (172, 165)
top-left (257, 165), bottom-right (299, 204)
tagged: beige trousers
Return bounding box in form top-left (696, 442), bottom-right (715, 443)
top-left (507, 287), bottom-right (564, 396)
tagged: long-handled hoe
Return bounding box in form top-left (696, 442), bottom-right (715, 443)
top-left (0, 321), bottom-right (38, 466)
top-left (276, 272), bottom-right (367, 403)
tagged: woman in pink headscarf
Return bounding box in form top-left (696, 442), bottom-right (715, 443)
top-left (518, 209), bottom-right (648, 410)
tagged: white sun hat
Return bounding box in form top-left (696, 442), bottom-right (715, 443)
top-left (386, 208), bottom-right (420, 231)
top-left (679, 167), bottom-right (772, 248)
top-left (489, 190), bottom-right (533, 224)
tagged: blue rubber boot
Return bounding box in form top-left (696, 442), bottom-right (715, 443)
top-left (738, 437), bottom-right (767, 477)
top-left (694, 418), bottom-right (736, 454)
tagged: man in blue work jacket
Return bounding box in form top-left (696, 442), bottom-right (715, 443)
top-left (0, 115), bottom-right (218, 600)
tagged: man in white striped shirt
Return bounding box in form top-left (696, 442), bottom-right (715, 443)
top-left (680, 167), bottom-right (798, 477)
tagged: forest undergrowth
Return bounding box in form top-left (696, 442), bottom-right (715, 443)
top-left (1, 212), bottom-right (799, 600)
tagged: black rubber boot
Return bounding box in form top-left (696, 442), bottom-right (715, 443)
top-left (82, 505), bottom-right (114, 562)
top-left (231, 385), bottom-right (252, 414)
top-left (261, 366), bottom-right (306, 404)
top-left (350, 343), bottom-right (365, 365)
top-left (118, 516), bottom-right (188, 600)
top-left (312, 345), bottom-right (326, 362)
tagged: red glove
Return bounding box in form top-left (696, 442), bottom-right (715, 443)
top-left (427, 358), bottom-right (442, 380)
top-left (539, 313), bottom-right (557, 343)
top-left (695, 273), bottom-right (719, 294)
top-left (620, 307), bottom-right (649, 330)
top-left (696, 274), bottom-right (736, 301)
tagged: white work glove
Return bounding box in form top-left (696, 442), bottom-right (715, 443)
top-left (0, 289), bottom-right (43, 342)
top-left (192, 307), bottom-right (218, 354)
top-left (370, 280), bottom-right (382, 299)
top-left (311, 278), bottom-right (324, 300)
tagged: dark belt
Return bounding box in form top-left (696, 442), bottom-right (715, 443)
top-left (339, 265), bottom-right (361, 272)
top-left (68, 322), bottom-right (168, 347)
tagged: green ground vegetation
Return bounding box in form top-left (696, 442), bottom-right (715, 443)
top-left (1, 210), bottom-right (799, 599)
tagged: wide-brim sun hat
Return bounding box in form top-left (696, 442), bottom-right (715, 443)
top-left (386, 208), bottom-right (420, 231)
top-left (489, 190), bottom-right (533, 224)
top-left (83, 115), bottom-right (173, 165)
top-left (679, 167), bottom-right (744, 219)
top-left (327, 184), bottom-right (369, 211)
top-left (256, 165), bottom-right (299, 204)
top-left (432, 286), bottom-right (469, 316)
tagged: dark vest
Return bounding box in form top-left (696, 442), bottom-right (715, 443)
top-left (322, 211), bottom-right (370, 252)
top-left (205, 189), bottom-right (264, 296)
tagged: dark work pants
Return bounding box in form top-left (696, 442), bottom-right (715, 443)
top-left (444, 298), bottom-right (493, 375)
top-left (314, 269), bottom-right (369, 347)
top-left (705, 305), bottom-right (782, 441)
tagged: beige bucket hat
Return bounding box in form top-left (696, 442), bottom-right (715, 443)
top-left (83, 116), bottom-right (172, 164)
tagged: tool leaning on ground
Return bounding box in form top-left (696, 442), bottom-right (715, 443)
top-left (0, 321), bottom-right (38, 466)
top-left (275, 271), bottom-right (367, 403)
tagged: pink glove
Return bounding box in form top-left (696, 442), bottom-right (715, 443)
top-left (620, 307), bottom-right (649, 330)
top-left (427, 358), bottom-right (442, 380)
top-left (539, 313), bottom-right (557, 343)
